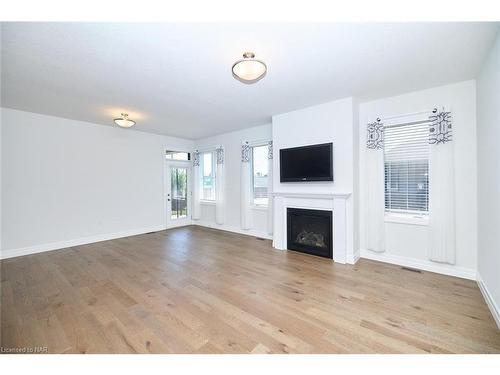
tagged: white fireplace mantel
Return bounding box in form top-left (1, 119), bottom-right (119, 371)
top-left (272, 192), bottom-right (351, 200)
top-left (272, 191), bottom-right (352, 264)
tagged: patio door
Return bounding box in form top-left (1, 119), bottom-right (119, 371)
top-left (166, 162), bottom-right (191, 228)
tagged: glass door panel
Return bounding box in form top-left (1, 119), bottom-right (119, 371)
top-left (171, 167), bottom-right (188, 220)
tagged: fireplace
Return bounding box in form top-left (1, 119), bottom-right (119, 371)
top-left (287, 208), bottom-right (333, 259)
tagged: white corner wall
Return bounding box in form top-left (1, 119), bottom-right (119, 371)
top-left (1, 108), bottom-right (193, 258)
top-left (476, 32), bottom-right (500, 328)
top-left (352, 99), bottom-right (360, 260)
top-left (193, 123), bottom-right (272, 238)
top-left (0, 108), bottom-right (2, 252)
top-left (358, 80), bottom-right (478, 279)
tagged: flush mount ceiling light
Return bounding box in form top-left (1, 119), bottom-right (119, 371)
top-left (114, 113), bottom-right (136, 128)
top-left (232, 52), bottom-right (267, 84)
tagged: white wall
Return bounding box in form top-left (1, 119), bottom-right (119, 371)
top-left (1, 108), bottom-right (193, 258)
top-left (272, 98), bottom-right (356, 195)
top-left (0, 107), bottom-right (2, 251)
top-left (193, 123), bottom-right (272, 238)
top-left (476, 32), bottom-right (500, 326)
top-left (0, 25), bottom-right (3, 251)
top-left (271, 98), bottom-right (357, 261)
top-left (359, 80), bottom-right (478, 279)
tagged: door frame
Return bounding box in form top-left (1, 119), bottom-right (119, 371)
top-left (164, 159), bottom-right (192, 229)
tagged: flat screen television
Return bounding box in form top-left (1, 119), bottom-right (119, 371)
top-left (280, 142), bottom-right (333, 182)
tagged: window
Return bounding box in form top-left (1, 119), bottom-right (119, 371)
top-left (384, 120), bottom-right (429, 216)
top-left (251, 145), bottom-right (269, 206)
top-left (200, 151), bottom-right (216, 201)
top-left (166, 151), bottom-right (190, 160)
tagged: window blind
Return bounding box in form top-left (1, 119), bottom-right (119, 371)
top-left (384, 120), bottom-right (430, 215)
top-left (251, 145), bottom-right (269, 206)
top-left (201, 151), bottom-right (216, 201)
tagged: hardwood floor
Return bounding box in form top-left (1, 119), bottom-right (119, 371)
top-left (1, 225), bottom-right (499, 354)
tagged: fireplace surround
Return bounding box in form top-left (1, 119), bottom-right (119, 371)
top-left (287, 208), bottom-right (333, 258)
top-left (272, 192), bottom-right (352, 264)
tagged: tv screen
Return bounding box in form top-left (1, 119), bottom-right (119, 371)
top-left (280, 143), bottom-right (333, 182)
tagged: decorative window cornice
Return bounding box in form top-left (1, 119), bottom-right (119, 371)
top-left (268, 141), bottom-right (273, 160)
top-left (241, 143), bottom-right (250, 162)
top-left (367, 121), bottom-right (384, 150)
top-left (216, 146), bottom-right (224, 165)
top-left (429, 111), bottom-right (452, 145)
top-left (193, 150), bottom-right (200, 166)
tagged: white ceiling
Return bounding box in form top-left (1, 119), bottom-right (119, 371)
top-left (1, 22), bottom-right (498, 139)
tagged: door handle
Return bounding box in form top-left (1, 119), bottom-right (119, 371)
top-left (167, 199), bottom-right (171, 201)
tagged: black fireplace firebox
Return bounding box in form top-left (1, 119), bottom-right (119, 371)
top-left (287, 208), bottom-right (333, 259)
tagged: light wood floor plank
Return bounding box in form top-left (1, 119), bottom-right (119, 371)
top-left (1, 225), bottom-right (499, 353)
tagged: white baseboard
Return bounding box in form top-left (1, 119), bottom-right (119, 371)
top-left (350, 252), bottom-right (361, 265)
top-left (193, 220), bottom-right (273, 240)
top-left (360, 249), bottom-right (476, 280)
top-left (0, 225), bottom-right (166, 260)
top-left (477, 272), bottom-right (500, 330)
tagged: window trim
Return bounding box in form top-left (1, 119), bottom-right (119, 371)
top-left (200, 199), bottom-right (216, 205)
top-left (200, 150), bottom-right (216, 201)
top-left (165, 150), bottom-right (191, 161)
top-left (250, 143), bottom-right (270, 208)
top-left (384, 212), bottom-right (429, 226)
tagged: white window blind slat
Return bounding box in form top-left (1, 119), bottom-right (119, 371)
top-left (384, 120), bottom-right (430, 215)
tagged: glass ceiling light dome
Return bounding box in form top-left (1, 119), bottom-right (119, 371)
top-left (232, 52), bottom-right (267, 84)
top-left (114, 113), bottom-right (136, 128)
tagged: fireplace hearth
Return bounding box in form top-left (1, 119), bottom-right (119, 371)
top-left (287, 208), bottom-right (333, 259)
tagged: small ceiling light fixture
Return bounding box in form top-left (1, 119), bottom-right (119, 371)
top-left (232, 52), bottom-right (267, 84)
top-left (114, 113), bottom-right (136, 128)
